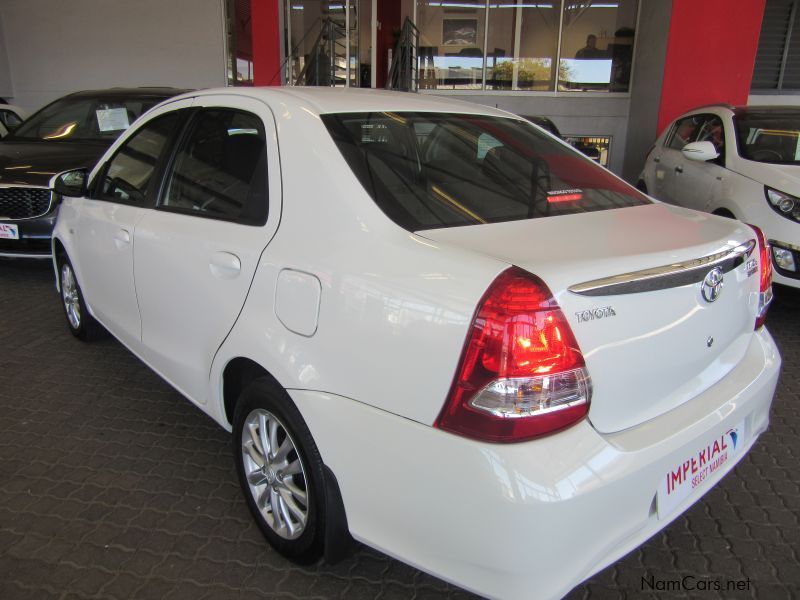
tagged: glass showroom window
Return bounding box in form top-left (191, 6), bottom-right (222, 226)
top-left (485, 2), bottom-right (560, 90)
top-left (557, 0), bottom-right (638, 92)
top-left (417, 1), bottom-right (487, 90)
top-left (416, 1), bottom-right (637, 92)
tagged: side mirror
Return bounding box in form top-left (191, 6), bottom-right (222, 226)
top-left (53, 169), bottom-right (88, 197)
top-left (682, 141), bottom-right (719, 162)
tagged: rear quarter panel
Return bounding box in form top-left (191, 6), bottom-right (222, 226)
top-left (209, 102), bottom-right (508, 428)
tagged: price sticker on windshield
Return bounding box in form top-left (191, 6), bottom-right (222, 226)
top-left (96, 108), bottom-right (130, 132)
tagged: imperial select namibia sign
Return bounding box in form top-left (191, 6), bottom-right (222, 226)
top-left (657, 421), bottom-right (745, 518)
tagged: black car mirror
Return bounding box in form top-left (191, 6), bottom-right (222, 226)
top-left (53, 169), bottom-right (88, 197)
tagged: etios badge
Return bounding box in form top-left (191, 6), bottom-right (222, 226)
top-left (701, 267), bottom-right (724, 303)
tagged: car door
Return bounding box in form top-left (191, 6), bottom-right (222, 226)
top-left (71, 104), bottom-right (188, 349)
top-left (655, 114), bottom-right (704, 204)
top-left (672, 114), bottom-right (727, 212)
top-left (132, 94), bottom-right (281, 405)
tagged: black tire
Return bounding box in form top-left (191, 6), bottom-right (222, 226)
top-left (233, 378), bottom-right (326, 563)
top-left (56, 255), bottom-right (106, 341)
top-left (712, 208), bottom-right (735, 219)
top-left (636, 180), bottom-right (648, 194)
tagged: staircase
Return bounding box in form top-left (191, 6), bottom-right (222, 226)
top-left (294, 18), bottom-right (347, 87)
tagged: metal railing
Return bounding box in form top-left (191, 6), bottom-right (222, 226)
top-left (294, 18), bottom-right (347, 87)
top-left (386, 18), bottom-right (419, 92)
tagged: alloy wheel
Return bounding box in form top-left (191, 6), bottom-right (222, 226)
top-left (61, 263), bottom-right (81, 330)
top-left (241, 408), bottom-right (309, 540)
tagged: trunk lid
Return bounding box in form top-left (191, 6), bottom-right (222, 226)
top-left (419, 203), bottom-right (761, 433)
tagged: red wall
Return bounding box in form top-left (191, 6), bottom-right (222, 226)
top-left (252, 0), bottom-right (281, 86)
top-left (657, 0), bottom-right (766, 134)
top-left (376, 0), bottom-right (402, 88)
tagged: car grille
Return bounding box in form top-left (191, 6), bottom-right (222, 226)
top-left (0, 187), bottom-right (53, 220)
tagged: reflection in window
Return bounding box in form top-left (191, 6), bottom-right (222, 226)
top-left (558, 0), bottom-right (637, 92)
top-left (485, 2), bottom-right (560, 91)
top-left (418, 1), bottom-right (486, 90)
top-left (412, 0), bottom-right (637, 92)
top-left (226, 0), bottom-right (254, 85)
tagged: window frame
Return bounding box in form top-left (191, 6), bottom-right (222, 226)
top-left (153, 106), bottom-right (270, 227)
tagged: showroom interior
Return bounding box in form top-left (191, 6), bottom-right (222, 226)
top-left (1, 0), bottom-right (799, 599)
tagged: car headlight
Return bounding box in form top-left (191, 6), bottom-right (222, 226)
top-left (765, 186), bottom-right (800, 223)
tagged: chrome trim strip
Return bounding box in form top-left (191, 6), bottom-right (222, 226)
top-left (568, 240), bottom-right (756, 297)
top-left (0, 252), bottom-right (52, 259)
top-left (0, 183), bottom-right (51, 190)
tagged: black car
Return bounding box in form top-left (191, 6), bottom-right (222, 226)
top-left (0, 88), bottom-right (188, 258)
top-left (521, 115), bottom-right (602, 163)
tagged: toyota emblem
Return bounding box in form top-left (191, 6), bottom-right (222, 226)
top-left (701, 267), bottom-right (724, 303)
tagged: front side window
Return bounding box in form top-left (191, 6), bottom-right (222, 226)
top-left (323, 111), bottom-right (649, 231)
top-left (98, 112), bottom-right (181, 204)
top-left (694, 115), bottom-right (726, 159)
top-left (667, 115), bottom-right (703, 150)
top-left (161, 109), bottom-right (268, 225)
top-left (735, 110), bottom-right (800, 164)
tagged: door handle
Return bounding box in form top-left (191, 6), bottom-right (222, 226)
top-left (114, 229), bottom-right (131, 249)
top-left (653, 157), bottom-right (661, 163)
top-left (675, 165), bottom-right (683, 174)
top-left (209, 251), bottom-right (241, 280)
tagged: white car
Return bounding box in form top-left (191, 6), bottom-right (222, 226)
top-left (639, 105), bottom-right (800, 289)
top-left (51, 88), bottom-right (780, 600)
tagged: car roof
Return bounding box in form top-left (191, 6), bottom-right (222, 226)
top-left (732, 105), bottom-right (800, 118)
top-left (174, 87), bottom-right (513, 118)
top-left (66, 87), bottom-right (192, 99)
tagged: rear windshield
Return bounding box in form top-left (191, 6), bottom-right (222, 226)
top-left (322, 112), bottom-right (649, 231)
top-left (734, 112), bottom-right (800, 164)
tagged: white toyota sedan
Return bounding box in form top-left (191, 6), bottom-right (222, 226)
top-left (51, 88), bottom-right (780, 600)
top-left (639, 105), bottom-right (800, 289)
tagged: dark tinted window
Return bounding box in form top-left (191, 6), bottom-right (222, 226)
top-left (1, 109), bottom-right (22, 129)
top-left (322, 112), bottom-right (649, 231)
top-left (667, 115), bottom-right (703, 150)
top-left (161, 109), bottom-right (268, 225)
top-left (11, 96), bottom-right (167, 142)
top-left (99, 112), bottom-right (180, 204)
top-left (735, 111), bottom-right (800, 163)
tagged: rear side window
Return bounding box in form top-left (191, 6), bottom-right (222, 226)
top-left (99, 112), bottom-right (181, 204)
top-left (161, 109), bottom-right (268, 225)
top-left (322, 112), bottom-right (649, 231)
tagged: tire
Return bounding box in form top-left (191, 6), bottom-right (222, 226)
top-left (57, 255), bottom-right (106, 341)
top-left (233, 378), bottom-right (326, 563)
top-left (712, 208), bottom-right (735, 219)
top-left (636, 180), bottom-right (648, 194)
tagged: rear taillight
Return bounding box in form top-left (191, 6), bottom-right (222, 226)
top-left (435, 267), bottom-right (592, 443)
top-left (750, 224), bottom-right (773, 329)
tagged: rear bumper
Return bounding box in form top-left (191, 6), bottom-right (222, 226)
top-left (290, 327), bottom-right (780, 600)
